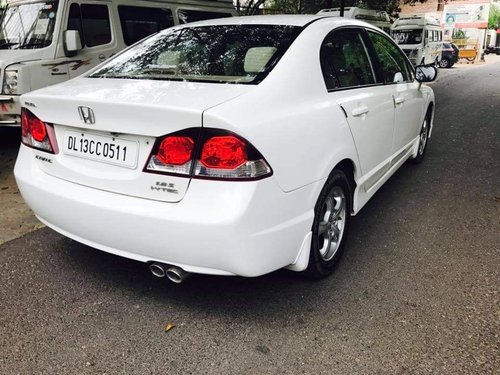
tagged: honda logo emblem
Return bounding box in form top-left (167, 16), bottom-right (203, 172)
top-left (78, 106), bottom-right (95, 124)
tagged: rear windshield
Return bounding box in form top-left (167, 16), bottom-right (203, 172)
top-left (89, 25), bottom-right (302, 84)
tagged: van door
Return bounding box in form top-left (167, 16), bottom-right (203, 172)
top-left (66, 1), bottom-right (118, 79)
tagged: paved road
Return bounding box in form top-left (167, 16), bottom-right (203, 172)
top-left (1, 61), bottom-right (499, 374)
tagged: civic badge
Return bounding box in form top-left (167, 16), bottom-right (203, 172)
top-left (78, 106), bottom-right (95, 124)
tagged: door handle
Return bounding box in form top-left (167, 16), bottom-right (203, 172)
top-left (394, 96), bottom-right (405, 105)
top-left (351, 106), bottom-right (369, 117)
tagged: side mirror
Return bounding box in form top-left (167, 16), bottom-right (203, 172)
top-left (415, 65), bottom-right (438, 83)
top-left (64, 30), bottom-right (82, 57)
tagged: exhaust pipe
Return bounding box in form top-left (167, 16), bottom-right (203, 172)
top-left (165, 266), bottom-right (190, 284)
top-left (149, 262), bottom-right (167, 278)
top-left (149, 263), bottom-right (190, 283)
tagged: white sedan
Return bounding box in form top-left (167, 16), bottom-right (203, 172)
top-left (15, 15), bottom-right (437, 283)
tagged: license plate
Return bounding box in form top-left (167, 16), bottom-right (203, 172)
top-left (63, 131), bottom-right (138, 168)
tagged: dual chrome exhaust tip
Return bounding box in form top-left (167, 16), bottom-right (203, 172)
top-left (149, 262), bottom-right (190, 284)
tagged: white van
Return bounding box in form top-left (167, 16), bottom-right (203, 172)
top-left (0, 0), bottom-right (235, 126)
top-left (317, 7), bottom-right (391, 33)
top-left (391, 15), bottom-right (443, 66)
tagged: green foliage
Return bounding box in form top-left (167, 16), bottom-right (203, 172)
top-left (452, 29), bottom-right (467, 39)
top-left (264, 0), bottom-right (429, 17)
top-left (488, 5), bottom-right (500, 30)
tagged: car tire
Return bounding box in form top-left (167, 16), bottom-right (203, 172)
top-left (410, 111), bottom-right (431, 164)
top-left (304, 169), bottom-right (352, 279)
top-left (439, 57), bottom-right (450, 68)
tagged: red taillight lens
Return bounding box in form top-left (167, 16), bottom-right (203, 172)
top-left (21, 108), bottom-right (56, 154)
top-left (200, 136), bottom-right (246, 169)
top-left (157, 136), bottom-right (194, 165)
top-left (31, 117), bottom-right (47, 142)
top-left (21, 110), bottom-right (29, 137)
top-left (145, 128), bottom-right (272, 180)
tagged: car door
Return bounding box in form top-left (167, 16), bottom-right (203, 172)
top-left (320, 28), bottom-right (395, 180)
top-left (365, 29), bottom-right (424, 158)
top-left (65, 1), bottom-right (118, 79)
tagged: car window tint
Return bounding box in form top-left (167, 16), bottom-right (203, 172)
top-left (320, 29), bottom-right (375, 90)
top-left (367, 30), bottom-right (410, 83)
top-left (177, 9), bottom-right (232, 24)
top-left (118, 6), bottom-right (174, 46)
top-left (81, 4), bottom-right (111, 47)
top-left (90, 25), bottom-right (301, 85)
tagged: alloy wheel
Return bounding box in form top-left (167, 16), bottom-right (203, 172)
top-left (317, 187), bottom-right (346, 261)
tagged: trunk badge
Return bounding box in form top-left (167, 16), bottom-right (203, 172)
top-left (78, 106), bottom-right (95, 124)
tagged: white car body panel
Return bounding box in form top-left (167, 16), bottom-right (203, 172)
top-left (15, 15), bottom-right (436, 277)
top-left (24, 79), bottom-right (251, 202)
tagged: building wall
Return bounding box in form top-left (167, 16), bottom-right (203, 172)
top-left (399, 0), bottom-right (444, 21)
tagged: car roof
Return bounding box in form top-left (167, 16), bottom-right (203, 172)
top-left (175, 14), bottom-right (344, 28)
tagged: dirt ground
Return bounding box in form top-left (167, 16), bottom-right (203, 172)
top-left (0, 127), bottom-right (44, 245)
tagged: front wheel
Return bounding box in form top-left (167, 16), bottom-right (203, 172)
top-left (410, 115), bottom-right (430, 164)
top-left (305, 169), bottom-right (352, 278)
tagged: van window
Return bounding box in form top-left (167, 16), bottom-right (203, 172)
top-left (177, 9), bottom-right (232, 24)
top-left (67, 3), bottom-right (111, 48)
top-left (118, 6), bottom-right (174, 46)
top-left (392, 29), bottom-right (423, 45)
top-left (0, 0), bottom-right (59, 49)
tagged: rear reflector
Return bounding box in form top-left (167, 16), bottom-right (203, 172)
top-left (21, 108), bottom-right (56, 153)
top-left (145, 128), bottom-right (272, 180)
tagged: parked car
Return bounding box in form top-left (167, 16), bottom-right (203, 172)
top-left (15, 16), bottom-right (437, 282)
top-left (439, 42), bottom-right (459, 68)
top-left (484, 46), bottom-right (500, 55)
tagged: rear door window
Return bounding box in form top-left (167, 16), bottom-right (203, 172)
top-left (367, 30), bottom-right (412, 83)
top-left (177, 9), bottom-right (232, 24)
top-left (118, 6), bottom-right (174, 46)
top-left (320, 28), bottom-right (376, 90)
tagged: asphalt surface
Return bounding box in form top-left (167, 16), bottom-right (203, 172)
top-left (1, 61), bottom-right (499, 374)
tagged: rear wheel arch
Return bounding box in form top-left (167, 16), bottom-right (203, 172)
top-left (334, 159), bottom-right (357, 210)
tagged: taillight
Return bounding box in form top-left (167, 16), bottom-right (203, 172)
top-left (145, 128), bottom-right (272, 180)
top-left (21, 108), bottom-right (57, 154)
top-left (200, 136), bottom-right (246, 169)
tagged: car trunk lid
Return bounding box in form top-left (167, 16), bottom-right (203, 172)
top-left (23, 78), bottom-right (251, 203)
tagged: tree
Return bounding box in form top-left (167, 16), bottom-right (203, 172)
top-left (257, 0), bottom-right (430, 17)
top-left (488, 5), bottom-right (500, 30)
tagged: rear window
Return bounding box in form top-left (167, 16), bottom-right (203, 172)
top-left (177, 9), bottom-right (232, 24)
top-left (89, 25), bottom-right (302, 84)
top-left (118, 6), bottom-right (174, 45)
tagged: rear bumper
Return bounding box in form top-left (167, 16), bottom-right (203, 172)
top-left (15, 145), bottom-right (320, 277)
top-left (0, 95), bottom-right (21, 126)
